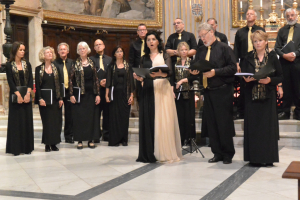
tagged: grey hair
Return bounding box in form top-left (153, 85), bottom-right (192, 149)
top-left (77, 41), bottom-right (91, 55)
top-left (198, 22), bottom-right (214, 33)
top-left (285, 8), bottom-right (298, 16)
top-left (57, 42), bottom-right (69, 52)
top-left (247, 9), bottom-right (257, 17)
top-left (175, 17), bottom-right (184, 25)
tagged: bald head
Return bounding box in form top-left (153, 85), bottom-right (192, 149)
top-left (94, 39), bottom-right (105, 54)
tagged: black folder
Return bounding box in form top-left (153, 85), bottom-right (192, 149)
top-left (41, 89), bottom-right (53, 105)
top-left (189, 60), bottom-right (214, 72)
top-left (132, 68), bottom-right (149, 78)
top-left (133, 65), bottom-right (169, 78)
top-left (12, 86), bottom-right (31, 103)
top-left (73, 87), bottom-right (81, 103)
top-left (253, 62), bottom-right (275, 80)
top-left (281, 41), bottom-right (296, 54)
top-left (149, 64), bottom-right (169, 73)
top-left (61, 83), bottom-right (65, 98)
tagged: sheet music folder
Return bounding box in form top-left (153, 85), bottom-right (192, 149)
top-left (73, 87), bottom-right (81, 103)
top-left (235, 62), bottom-right (275, 80)
top-left (281, 41), bottom-right (296, 54)
top-left (41, 89), bottom-right (53, 105)
top-left (189, 60), bottom-right (214, 72)
top-left (12, 86), bottom-right (31, 103)
top-left (133, 65), bottom-right (169, 78)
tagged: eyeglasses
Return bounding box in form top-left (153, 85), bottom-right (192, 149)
top-left (138, 29), bottom-right (147, 32)
top-left (286, 14), bottom-right (296, 18)
top-left (173, 22), bottom-right (182, 25)
top-left (199, 31), bottom-right (210, 39)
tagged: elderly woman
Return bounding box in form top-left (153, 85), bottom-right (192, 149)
top-left (6, 41), bottom-right (34, 156)
top-left (241, 30), bottom-right (283, 166)
top-left (134, 31), bottom-right (182, 163)
top-left (69, 41), bottom-right (100, 149)
top-left (105, 46), bottom-right (134, 146)
top-left (35, 46), bottom-right (63, 152)
top-left (173, 41), bottom-right (198, 146)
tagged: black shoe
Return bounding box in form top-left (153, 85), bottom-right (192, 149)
top-left (88, 142), bottom-right (96, 149)
top-left (266, 163), bottom-right (274, 167)
top-left (208, 156), bottom-right (223, 163)
top-left (45, 145), bottom-right (51, 152)
top-left (14, 154), bottom-right (19, 156)
top-left (102, 137), bottom-right (109, 142)
top-left (223, 157), bottom-right (232, 164)
top-left (50, 145), bottom-right (59, 151)
top-left (94, 139), bottom-right (100, 143)
top-left (278, 112), bottom-right (290, 120)
top-left (77, 142), bottom-right (83, 150)
top-left (122, 142), bottom-right (128, 146)
top-left (65, 138), bottom-right (74, 144)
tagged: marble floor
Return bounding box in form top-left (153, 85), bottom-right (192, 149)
top-left (0, 137), bottom-right (299, 200)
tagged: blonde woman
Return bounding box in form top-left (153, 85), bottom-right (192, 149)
top-left (173, 42), bottom-right (198, 146)
top-left (242, 30), bottom-right (283, 166)
top-left (35, 46), bottom-right (63, 152)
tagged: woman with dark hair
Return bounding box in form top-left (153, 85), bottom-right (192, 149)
top-left (241, 30), bottom-right (283, 166)
top-left (69, 42), bottom-right (100, 149)
top-left (6, 41), bottom-right (34, 156)
top-left (134, 31), bottom-right (182, 163)
top-left (105, 46), bottom-right (134, 146)
top-left (35, 46), bottom-right (64, 152)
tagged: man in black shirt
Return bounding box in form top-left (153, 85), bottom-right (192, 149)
top-left (128, 23), bottom-right (147, 102)
top-left (53, 43), bottom-right (74, 143)
top-left (234, 9), bottom-right (265, 119)
top-left (275, 8), bottom-right (300, 120)
top-left (197, 18), bottom-right (228, 48)
top-left (165, 18), bottom-right (197, 68)
top-left (196, 22), bottom-right (236, 164)
top-left (90, 39), bottom-right (112, 142)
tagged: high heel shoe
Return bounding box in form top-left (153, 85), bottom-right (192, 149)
top-left (50, 145), bottom-right (59, 151)
top-left (45, 145), bottom-right (51, 152)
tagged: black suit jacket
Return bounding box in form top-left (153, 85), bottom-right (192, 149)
top-left (53, 57), bottom-right (73, 96)
top-left (129, 37), bottom-right (144, 69)
top-left (90, 54), bottom-right (112, 81)
top-left (197, 31), bottom-right (228, 49)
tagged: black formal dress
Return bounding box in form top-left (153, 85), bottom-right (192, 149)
top-left (106, 61), bottom-right (134, 146)
top-left (195, 40), bottom-right (237, 159)
top-left (173, 58), bottom-right (197, 145)
top-left (90, 54), bottom-right (112, 141)
top-left (136, 53), bottom-right (182, 163)
top-left (234, 25), bottom-right (265, 118)
top-left (197, 30), bottom-right (228, 49)
top-left (129, 37), bottom-right (144, 102)
top-left (53, 57), bottom-right (73, 141)
top-left (35, 64), bottom-right (62, 146)
top-left (241, 50), bottom-right (282, 164)
top-left (69, 58), bottom-right (100, 142)
top-left (275, 23), bottom-right (300, 119)
top-left (6, 61), bottom-right (34, 155)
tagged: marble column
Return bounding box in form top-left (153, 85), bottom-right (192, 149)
top-left (28, 13), bottom-right (43, 70)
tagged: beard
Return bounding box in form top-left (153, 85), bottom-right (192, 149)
top-left (287, 18), bottom-right (298, 25)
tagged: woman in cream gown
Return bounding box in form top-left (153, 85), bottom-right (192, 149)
top-left (134, 31), bottom-right (182, 163)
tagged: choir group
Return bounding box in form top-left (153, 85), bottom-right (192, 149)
top-left (6, 8), bottom-right (300, 166)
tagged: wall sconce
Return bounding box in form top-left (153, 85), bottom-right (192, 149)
top-left (191, 3), bottom-right (203, 23)
top-left (95, 30), bottom-right (108, 35)
top-left (62, 26), bottom-right (75, 32)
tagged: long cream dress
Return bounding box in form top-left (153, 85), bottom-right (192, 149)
top-left (153, 53), bottom-right (182, 163)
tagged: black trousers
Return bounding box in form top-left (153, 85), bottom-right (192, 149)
top-left (202, 84), bottom-right (235, 159)
top-left (280, 61), bottom-right (300, 117)
top-left (63, 89), bottom-right (73, 140)
top-left (99, 87), bottom-right (109, 140)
